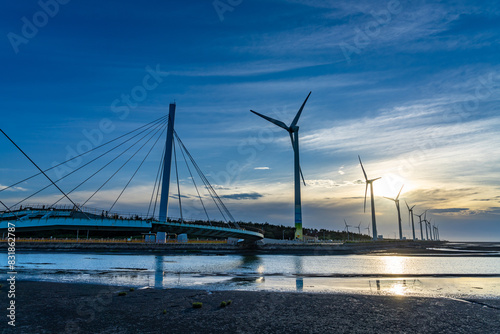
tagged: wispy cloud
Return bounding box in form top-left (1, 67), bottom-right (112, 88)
top-left (0, 184), bottom-right (27, 192)
top-left (220, 192), bottom-right (264, 201)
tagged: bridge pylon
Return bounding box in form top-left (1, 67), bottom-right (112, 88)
top-left (159, 103), bottom-right (176, 223)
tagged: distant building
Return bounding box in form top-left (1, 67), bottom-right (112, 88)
top-left (143, 233), bottom-right (156, 243)
top-left (304, 235), bottom-right (318, 243)
top-left (156, 232), bottom-right (166, 243)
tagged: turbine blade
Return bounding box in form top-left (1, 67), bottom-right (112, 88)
top-left (289, 132), bottom-right (306, 186)
top-left (364, 183), bottom-right (368, 213)
top-left (288, 131), bottom-right (295, 148)
top-left (291, 91), bottom-right (312, 128)
top-left (250, 110), bottom-right (289, 131)
top-left (396, 184), bottom-right (404, 200)
top-left (383, 196), bottom-right (395, 201)
top-left (405, 200), bottom-right (410, 210)
top-left (372, 177), bottom-right (382, 182)
top-left (288, 132), bottom-right (307, 186)
top-left (358, 155), bottom-right (368, 181)
top-left (300, 166), bottom-right (306, 186)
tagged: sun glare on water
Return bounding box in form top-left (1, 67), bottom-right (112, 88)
top-left (382, 256), bottom-right (407, 275)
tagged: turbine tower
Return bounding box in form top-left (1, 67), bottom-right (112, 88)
top-left (405, 201), bottom-right (416, 241)
top-left (423, 211), bottom-right (430, 240)
top-left (251, 92), bottom-right (311, 240)
top-left (414, 212), bottom-right (425, 241)
top-left (344, 219), bottom-right (351, 241)
top-left (384, 185), bottom-right (404, 240)
top-left (427, 217), bottom-right (433, 240)
top-left (359, 156), bottom-right (381, 241)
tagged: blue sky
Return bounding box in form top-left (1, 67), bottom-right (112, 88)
top-left (1, 0), bottom-right (499, 241)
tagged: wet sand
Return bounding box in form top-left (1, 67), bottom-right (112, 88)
top-left (2, 281), bottom-right (499, 333)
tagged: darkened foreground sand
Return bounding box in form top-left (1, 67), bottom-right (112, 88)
top-left (2, 281), bottom-right (499, 334)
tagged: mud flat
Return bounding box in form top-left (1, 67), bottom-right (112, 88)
top-left (2, 281), bottom-right (499, 334)
top-left (1, 240), bottom-right (448, 253)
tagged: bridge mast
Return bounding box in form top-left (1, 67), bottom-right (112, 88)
top-left (159, 103), bottom-right (176, 222)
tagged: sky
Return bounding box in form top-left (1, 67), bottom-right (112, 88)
top-left (1, 0), bottom-right (499, 241)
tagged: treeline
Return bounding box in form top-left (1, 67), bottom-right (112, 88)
top-left (238, 221), bottom-right (372, 241)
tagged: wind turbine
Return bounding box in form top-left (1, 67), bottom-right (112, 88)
top-left (423, 211), bottom-right (430, 240)
top-left (414, 211), bottom-right (425, 241)
top-left (427, 217), bottom-right (433, 240)
top-left (384, 185), bottom-right (404, 240)
top-left (344, 219), bottom-right (352, 241)
top-left (359, 156), bottom-right (381, 241)
top-left (365, 224), bottom-right (370, 237)
top-left (251, 92), bottom-right (311, 240)
top-left (405, 200), bottom-right (416, 241)
top-left (356, 222), bottom-right (362, 234)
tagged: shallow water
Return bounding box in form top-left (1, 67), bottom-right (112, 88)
top-left (3, 251), bottom-right (500, 299)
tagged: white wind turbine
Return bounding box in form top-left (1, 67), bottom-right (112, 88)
top-left (427, 217), bottom-right (433, 241)
top-left (423, 211), bottom-right (430, 240)
top-left (356, 222), bottom-right (362, 234)
top-left (359, 156), bottom-right (381, 240)
top-left (251, 92), bottom-right (311, 240)
top-left (344, 219), bottom-right (352, 241)
top-left (414, 211), bottom-right (426, 241)
top-left (405, 200), bottom-right (416, 241)
top-left (384, 185), bottom-right (404, 240)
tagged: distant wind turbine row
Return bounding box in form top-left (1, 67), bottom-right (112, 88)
top-left (250, 92), bottom-right (440, 242)
top-left (358, 156), bottom-right (440, 241)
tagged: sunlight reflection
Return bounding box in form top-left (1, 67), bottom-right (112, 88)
top-left (388, 281), bottom-right (407, 296)
top-left (382, 256), bottom-right (407, 275)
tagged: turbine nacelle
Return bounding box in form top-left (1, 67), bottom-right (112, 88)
top-left (358, 156), bottom-right (381, 213)
top-left (250, 92), bottom-right (311, 187)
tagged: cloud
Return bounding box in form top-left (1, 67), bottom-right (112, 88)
top-left (430, 208), bottom-right (469, 213)
top-left (254, 167), bottom-right (270, 170)
top-left (0, 184), bottom-right (28, 192)
top-left (170, 194), bottom-right (190, 199)
top-left (220, 192), bottom-right (264, 201)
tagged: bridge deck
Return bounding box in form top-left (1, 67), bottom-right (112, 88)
top-left (0, 208), bottom-right (264, 242)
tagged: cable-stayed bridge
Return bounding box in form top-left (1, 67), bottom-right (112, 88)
top-left (0, 104), bottom-right (264, 242)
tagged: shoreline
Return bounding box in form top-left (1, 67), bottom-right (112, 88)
top-left (2, 240), bottom-right (500, 257)
top-left (2, 280), bottom-right (499, 333)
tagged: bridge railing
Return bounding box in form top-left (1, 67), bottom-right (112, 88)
top-left (2, 204), bottom-right (264, 235)
top-left (0, 237), bottom-right (228, 244)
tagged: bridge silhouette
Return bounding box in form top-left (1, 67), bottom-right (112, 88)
top-left (0, 104), bottom-right (264, 242)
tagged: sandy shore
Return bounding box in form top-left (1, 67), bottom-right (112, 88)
top-left (1, 281), bottom-right (499, 334)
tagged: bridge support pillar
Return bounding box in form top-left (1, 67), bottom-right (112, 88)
top-left (159, 103), bottom-right (176, 222)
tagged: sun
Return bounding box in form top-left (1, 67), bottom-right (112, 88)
top-left (372, 173), bottom-right (413, 198)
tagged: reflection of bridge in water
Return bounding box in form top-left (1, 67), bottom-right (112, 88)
top-left (0, 104), bottom-right (264, 242)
